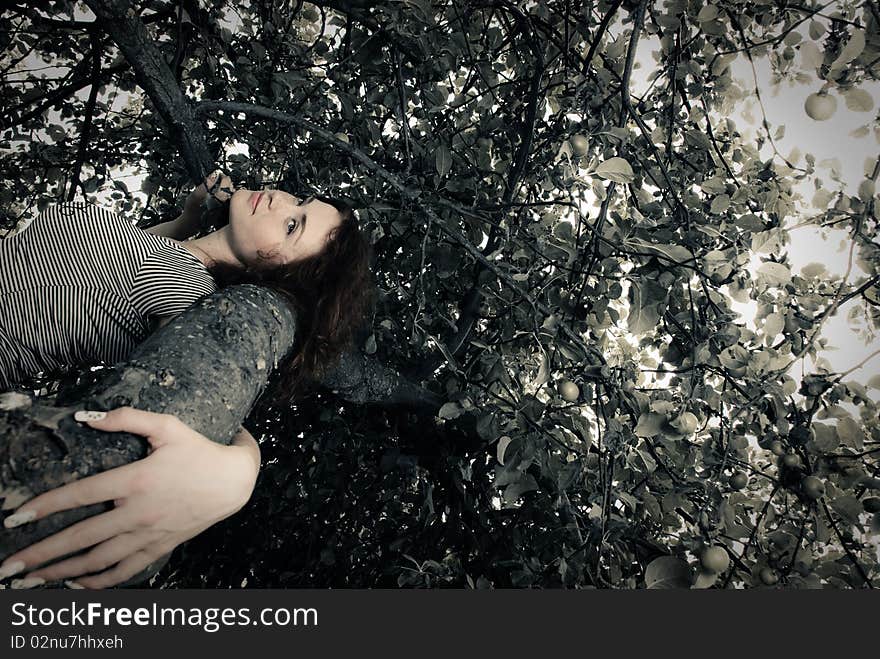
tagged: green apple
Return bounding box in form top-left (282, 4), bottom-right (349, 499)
top-left (700, 546), bottom-right (730, 573)
top-left (558, 379), bottom-right (580, 402)
top-left (802, 476), bottom-right (825, 500)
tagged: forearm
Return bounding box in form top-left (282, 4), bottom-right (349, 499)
top-left (147, 211), bottom-right (203, 240)
top-left (170, 209), bottom-right (206, 240)
top-left (231, 426), bottom-right (261, 477)
top-left (145, 171), bottom-right (232, 240)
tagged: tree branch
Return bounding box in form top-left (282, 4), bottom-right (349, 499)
top-left (81, 0), bottom-right (213, 180)
top-left (67, 33), bottom-right (102, 202)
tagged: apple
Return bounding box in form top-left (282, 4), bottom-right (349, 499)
top-left (729, 472), bottom-right (748, 490)
top-left (769, 440), bottom-right (785, 456)
top-left (558, 379), bottom-right (580, 402)
top-left (569, 134), bottom-right (589, 155)
top-left (782, 453), bottom-right (801, 469)
top-left (804, 92), bottom-right (837, 121)
top-left (802, 476), bottom-right (825, 500)
top-left (759, 567), bottom-right (779, 585)
top-left (700, 546), bottom-right (730, 573)
top-left (862, 497), bottom-right (880, 513)
top-left (672, 412), bottom-right (699, 435)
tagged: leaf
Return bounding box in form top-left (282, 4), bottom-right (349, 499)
top-left (692, 568), bottom-right (718, 589)
top-left (496, 435), bottom-right (513, 464)
top-left (867, 374), bottom-right (880, 389)
top-left (712, 54), bottom-right (735, 76)
top-left (531, 351), bottom-right (551, 390)
top-left (799, 41), bottom-right (823, 70)
top-left (435, 144), bottom-right (452, 178)
top-left (503, 474), bottom-right (538, 503)
top-left (696, 5), bottom-right (718, 22)
top-left (830, 495), bottom-right (863, 525)
top-left (801, 262), bottom-right (827, 278)
top-left (756, 262), bottom-right (792, 288)
top-left (644, 556), bottom-right (692, 589)
top-left (438, 402), bottom-right (463, 420)
top-left (830, 29), bottom-right (865, 70)
top-left (734, 213), bottom-right (765, 231)
top-left (634, 412), bottom-right (666, 438)
top-left (636, 448), bottom-right (657, 474)
top-left (594, 157), bottom-right (634, 183)
top-left (836, 417), bottom-right (864, 450)
top-left (763, 312), bottom-right (784, 338)
top-left (628, 278), bottom-right (668, 335)
top-left (557, 461), bottom-right (581, 491)
top-left (811, 188), bottom-right (833, 209)
top-left (843, 88), bottom-right (874, 112)
top-left (476, 413), bottom-right (497, 441)
top-left (709, 194), bottom-right (731, 214)
top-left (627, 238), bottom-right (692, 263)
top-left (494, 464), bottom-right (522, 487)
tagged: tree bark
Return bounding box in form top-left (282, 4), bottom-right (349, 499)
top-left (0, 284), bottom-right (297, 578)
top-left (80, 0), bottom-right (214, 180)
top-left (321, 349), bottom-right (442, 410)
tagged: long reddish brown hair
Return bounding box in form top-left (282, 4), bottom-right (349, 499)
top-left (202, 195), bottom-right (377, 403)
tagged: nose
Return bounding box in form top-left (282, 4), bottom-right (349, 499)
top-left (274, 190), bottom-right (296, 208)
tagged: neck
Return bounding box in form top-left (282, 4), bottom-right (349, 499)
top-left (177, 227), bottom-right (243, 270)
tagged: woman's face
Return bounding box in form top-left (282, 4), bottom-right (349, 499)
top-left (227, 188), bottom-right (343, 268)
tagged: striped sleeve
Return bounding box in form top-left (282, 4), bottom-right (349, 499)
top-left (129, 246), bottom-right (217, 318)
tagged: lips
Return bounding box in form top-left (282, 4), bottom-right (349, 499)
top-left (251, 192), bottom-right (263, 214)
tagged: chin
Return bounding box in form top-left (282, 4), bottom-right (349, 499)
top-left (228, 189), bottom-right (248, 226)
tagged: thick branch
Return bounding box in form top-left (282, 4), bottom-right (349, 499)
top-left (1, 284), bottom-right (297, 579)
top-left (321, 349), bottom-right (443, 410)
top-left (81, 0), bottom-right (213, 179)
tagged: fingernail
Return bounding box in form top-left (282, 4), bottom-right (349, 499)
top-left (4, 510), bottom-right (36, 528)
top-left (0, 560), bottom-right (26, 579)
top-left (11, 576), bottom-right (45, 589)
top-left (65, 580), bottom-right (85, 590)
top-left (74, 410), bottom-right (106, 422)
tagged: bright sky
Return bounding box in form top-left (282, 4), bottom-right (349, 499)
top-left (628, 23), bottom-right (879, 394)
top-left (731, 55), bottom-right (879, 387)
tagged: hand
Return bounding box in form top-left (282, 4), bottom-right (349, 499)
top-left (0, 408), bottom-right (260, 589)
top-left (183, 170), bottom-right (235, 217)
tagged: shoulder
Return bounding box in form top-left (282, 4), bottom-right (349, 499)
top-left (36, 201), bottom-right (128, 227)
top-left (129, 241), bottom-right (217, 317)
top-left (11, 201), bottom-right (123, 236)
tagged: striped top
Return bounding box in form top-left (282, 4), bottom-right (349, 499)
top-left (0, 201), bottom-right (217, 390)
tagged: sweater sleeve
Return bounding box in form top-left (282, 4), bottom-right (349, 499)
top-left (129, 244), bottom-right (217, 318)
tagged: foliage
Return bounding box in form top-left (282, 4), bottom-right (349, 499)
top-left (1, 0), bottom-right (879, 588)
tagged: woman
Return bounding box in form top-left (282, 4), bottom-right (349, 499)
top-left (0, 172), bottom-right (376, 588)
